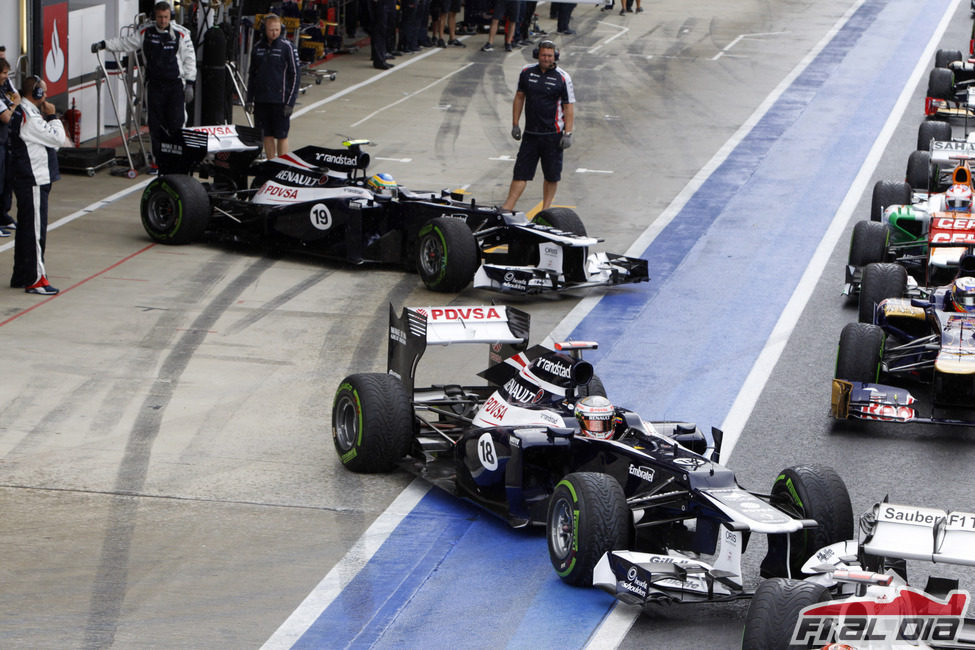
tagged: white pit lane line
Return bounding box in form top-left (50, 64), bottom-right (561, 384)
top-left (587, 22), bottom-right (630, 55)
top-left (711, 31), bottom-right (791, 61)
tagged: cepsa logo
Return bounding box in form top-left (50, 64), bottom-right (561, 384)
top-left (793, 588), bottom-right (969, 647)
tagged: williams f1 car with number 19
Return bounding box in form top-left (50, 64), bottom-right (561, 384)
top-left (138, 125), bottom-right (648, 294)
top-left (332, 305), bottom-right (853, 607)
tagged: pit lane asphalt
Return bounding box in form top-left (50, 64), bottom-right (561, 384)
top-left (0, 0), bottom-right (957, 648)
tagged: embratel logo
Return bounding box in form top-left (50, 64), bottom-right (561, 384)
top-left (793, 587), bottom-right (969, 647)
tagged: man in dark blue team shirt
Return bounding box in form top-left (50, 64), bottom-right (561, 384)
top-left (501, 40), bottom-right (575, 212)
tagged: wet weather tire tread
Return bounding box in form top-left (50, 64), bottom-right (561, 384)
top-left (870, 180), bottom-right (912, 222)
top-left (858, 262), bottom-right (906, 323)
top-left (770, 465), bottom-right (854, 578)
top-left (140, 174), bottom-right (210, 244)
top-left (534, 207), bottom-right (587, 236)
top-left (848, 221), bottom-right (889, 268)
top-left (836, 322), bottom-right (884, 384)
top-left (332, 373), bottom-right (413, 473)
top-left (547, 472), bottom-right (628, 587)
top-left (741, 578), bottom-right (831, 650)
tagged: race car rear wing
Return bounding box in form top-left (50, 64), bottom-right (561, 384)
top-left (862, 502), bottom-right (975, 567)
top-left (387, 304), bottom-right (530, 394)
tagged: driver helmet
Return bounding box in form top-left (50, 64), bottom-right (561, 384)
top-left (945, 183), bottom-right (973, 212)
top-left (367, 172), bottom-right (397, 199)
top-left (951, 275), bottom-right (975, 313)
top-left (574, 395), bottom-right (616, 440)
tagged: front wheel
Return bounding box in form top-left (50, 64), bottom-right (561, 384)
top-left (858, 262), bottom-right (906, 324)
top-left (848, 220), bottom-right (889, 268)
top-left (416, 217), bottom-right (479, 292)
top-left (547, 472), bottom-right (628, 586)
top-left (534, 207), bottom-right (587, 236)
top-left (332, 373), bottom-right (414, 473)
top-left (140, 174), bottom-right (210, 244)
top-left (836, 322), bottom-right (884, 384)
top-left (761, 465), bottom-right (853, 579)
top-left (741, 578), bottom-right (831, 650)
top-left (870, 180), bottom-right (911, 222)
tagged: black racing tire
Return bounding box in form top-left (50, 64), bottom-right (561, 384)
top-left (858, 262), bottom-right (907, 323)
top-left (547, 472), bottom-right (628, 587)
top-left (906, 150), bottom-right (932, 192)
top-left (741, 578), bottom-right (831, 650)
top-left (936, 49), bottom-right (963, 70)
top-left (848, 220), bottom-right (889, 268)
top-left (870, 180), bottom-right (912, 222)
top-left (917, 120), bottom-right (953, 151)
top-left (140, 174), bottom-right (210, 244)
top-left (927, 67), bottom-right (954, 100)
top-left (534, 207), bottom-right (587, 236)
top-left (576, 374), bottom-right (607, 398)
top-left (836, 322), bottom-right (884, 383)
top-left (416, 217), bottom-right (479, 293)
top-left (765, 465), bottom-right (854, 579)
top-left (332, 373), bottom-right (414, 473)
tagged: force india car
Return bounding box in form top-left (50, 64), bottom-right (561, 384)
top-left (138, 124), bottom-right (648, 294)
top-left (833, 261), bottom-right (975, 426)
top-left (332, 304), bottom-right (854, 606)
top-left (741, 501), bottom-right (975, 649)
top-left (845, 144), bottom-right (975, 296)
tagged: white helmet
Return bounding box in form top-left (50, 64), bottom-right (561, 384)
top-left (945, 183), bottom-right (972, 212)
top-left (574, 395), bottom-right (616, 440)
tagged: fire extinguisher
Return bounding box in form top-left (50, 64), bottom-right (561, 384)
top-left (64, 98), bottom-right (81, 148)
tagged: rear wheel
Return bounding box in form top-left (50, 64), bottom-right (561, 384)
top-left (416, 217), bottom-right (479, 292)
top-left (332, 373), bottom-right (414, 473)
top-left (870, 180), bottom-right (912, 222)
top-left (848, 220), bottom-right (889, 268)
top-left (761, 465), bottom-right (854, 579)
top-left (927, 67), bottom-right (954, 100)
top-left (906, 150), bottom-right (932, 191)
top-left (836, 322), bottom-right (884, 383)
top-left (534, 207), bottom-right (586, 236)
top-left (935, 49), bottom-right (963, 69)
top-left (858, 262), bottom-right (907, 323)
top-left (140, 174), bottom-right (210, 244)
top-left (917, 120), bottom-right (953, 151)
top-left (741, 578), bottom-right (831, 650)
top-left (547, 472), bottom-right (628, 586)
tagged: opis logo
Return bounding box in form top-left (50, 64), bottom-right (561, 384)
top-left (793, 587), bottom-right (969, 647)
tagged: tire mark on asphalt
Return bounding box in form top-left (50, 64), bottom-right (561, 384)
top-left (81, 256), bottom-right (288, 649)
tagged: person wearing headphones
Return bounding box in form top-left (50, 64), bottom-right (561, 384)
top-left (501, 40), bottom-right (575, 212)
top-left (91, 1), bottom-right (196, 174)
top-left (8, 75), bottom-right (68, 295)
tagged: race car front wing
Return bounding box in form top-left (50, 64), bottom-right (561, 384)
top-left (473, 252), bottom-right (649, 294)
top-left (831, 379), bottom-right (975, 426)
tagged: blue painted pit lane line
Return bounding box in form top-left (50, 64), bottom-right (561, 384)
top-left (266, 0), bottom-right (959, 647)
top-left (290, 489), bottom-right (615, 649)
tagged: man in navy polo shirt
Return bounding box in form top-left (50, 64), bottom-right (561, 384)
top-left (501, 40), bottom-right (574, 212)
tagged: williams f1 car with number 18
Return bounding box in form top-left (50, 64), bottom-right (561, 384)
top-left (138, 125), bottom-right (648, 294)
top-left (742, 501), bottom-right (975, 649)
top-left (332, 305), bottom-right (853, 607)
